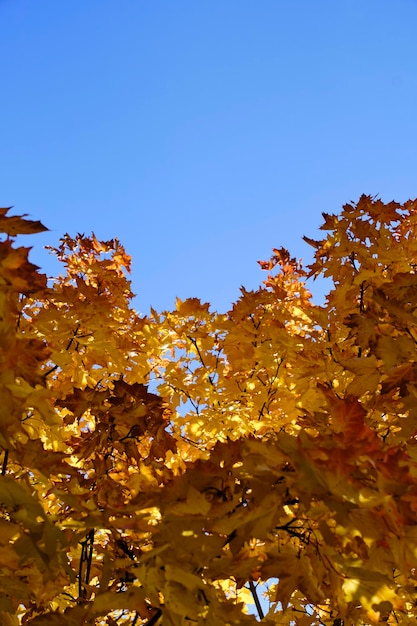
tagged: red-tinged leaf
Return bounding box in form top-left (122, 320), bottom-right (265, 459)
top-left (317, 383), bottom-right (378, 446)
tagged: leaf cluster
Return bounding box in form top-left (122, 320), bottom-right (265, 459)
top-left (2, 198), bottom-right (417, 625)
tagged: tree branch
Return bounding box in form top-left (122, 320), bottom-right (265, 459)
top-left (248, 580), bottom-right (265, 620)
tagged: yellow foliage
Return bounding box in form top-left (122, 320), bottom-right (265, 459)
top-left (3, 199), bottom-right (417, 624)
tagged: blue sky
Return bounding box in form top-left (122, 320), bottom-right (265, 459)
top-left (2, 0), bottom-right (417, 313)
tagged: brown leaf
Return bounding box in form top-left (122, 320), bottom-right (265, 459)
top-left (0, 207), bottom-right (48, 236)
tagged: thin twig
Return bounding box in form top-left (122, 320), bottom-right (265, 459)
top-left (1, 449), bottom-right (8, 475)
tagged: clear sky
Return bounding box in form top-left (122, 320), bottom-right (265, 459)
top-left (2, 0), bottom-right (417, 313)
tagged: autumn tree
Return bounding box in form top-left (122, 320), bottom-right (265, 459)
top-left (2, 196), bottom-right (417, 625)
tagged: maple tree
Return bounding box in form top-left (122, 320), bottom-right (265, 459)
top-left (2, 196), bottom-right (417, 625)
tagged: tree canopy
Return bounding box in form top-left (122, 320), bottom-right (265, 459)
top-left (2, 196), bottom-right (417, 625)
